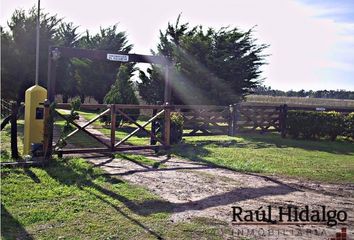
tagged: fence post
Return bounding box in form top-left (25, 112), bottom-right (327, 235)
top-left (233, 103), bottom-right (240, 136)
top-left (164, 105), bottom-right (171, 147)
top-left (163, 64), bottom-right (171, 148)
top-left (150, 108), bottom-right (158, 145)
top-left (228, 104), bottom-right (235, 136)
top-left (43, 99), bottom-right (53, 162)
top-left (110, 104), bottom-right (116, 151)
top-left (280, 104), bottom-right (288, 138)
top-left (10, 101), bottom-right (19, 159)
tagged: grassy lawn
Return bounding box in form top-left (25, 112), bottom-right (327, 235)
top-left (171, 133), bottom-right (354, 183)
top-left (2, 110), bottom-right (353, 239)
top-left (72, 110), bottom-right (354, 183)
top-left (0, 116), bottom-right (227, 239)
top-left (1, 158), bottom-right (230, 239)
top-left (1, 120), bottom-right (24, 162)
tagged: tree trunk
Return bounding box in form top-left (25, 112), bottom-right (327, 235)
top-left (80, 95), bottom-right (85, 104)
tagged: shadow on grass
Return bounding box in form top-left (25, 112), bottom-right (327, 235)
top-left (134, 185), bottom-right (295, 217)
top-left (1, 204), bottom-right (34, 240)
top-left (118, 125), bottom-right (150, 138)
top-left (44, 159), bottom-right (164, 240)
top-left (24, 168), bottom-right (41, 183)
top-left (168, 143), bottom-right (303, 189)
top-left (181, 133), bottom-right (354, 155)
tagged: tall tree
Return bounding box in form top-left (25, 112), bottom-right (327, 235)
top-left (56, 22), bottom-right (80, 102)
top-left (1, 27), bottom-right (19, 100)
top-left (138, 16), bottom-right (268, 105)
top-left (1, 8), bottom-right (60, 101)
top-left (77, 25), bottom-right (134, 103)
top-left (104, 65), bottom-right (139, 125)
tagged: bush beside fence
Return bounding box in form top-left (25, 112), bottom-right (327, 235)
top-left (344, 112), bottom-right (354, 139)
top-left (286, 110), bottom-right (353, 140)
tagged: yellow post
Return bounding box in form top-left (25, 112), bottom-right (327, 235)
top-left (23, 85), bottom-right (47, 155)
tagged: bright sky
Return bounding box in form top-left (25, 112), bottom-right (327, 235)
top-left (1, 0), bottom-right (354, 91)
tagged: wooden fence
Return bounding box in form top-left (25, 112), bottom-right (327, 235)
top-left (229, 104), bottom-right (286, 136)
top-left (174, 105), bottom-right (229, 136)
top-left (174, 104), bottom-right (287, 136)
top-left (44, 103), bottom-right (291, 158)
top-left (176, 104), bottom-right (354, 137)
top-left (2, 100), bottom-right (353, 166)
top-left (1, 101), bottom-right (23, 162)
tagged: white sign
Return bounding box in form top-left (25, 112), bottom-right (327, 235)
top-left (107, 54), bottom-right (129, 62)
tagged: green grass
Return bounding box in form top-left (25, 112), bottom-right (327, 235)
top-left (75, 109), bottom-right (354, 183)
top-left (99, 126), bottom-right (150, 146)
top-left (1, 157), bottom-right (230, 239)
top-left (1, 117), bottom-right (229, 239)
top-left (77, 110), bottom-right (151, 146)
top-left (77, 110), bottom-right (98, 121)
top-left (54, 112), bottom-right (106, 148)
top-left (1, 120), bottom-right (24, 162)
top-left (171, 133), bottom-right (354, 183)
top-left (2, 109), bottom-right (353, 239)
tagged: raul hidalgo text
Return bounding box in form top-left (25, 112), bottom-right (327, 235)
top-left (231, 205), bottom-right (348, 227)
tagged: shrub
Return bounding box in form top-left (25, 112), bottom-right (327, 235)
top-left (63, 97), bottom-right (81, 133)
top-left (286, 110), bottom-right (345, 141)
top-left (157, 112), bottom-right (184, 144)
top-left (170, 112), bottom-right (184, 144)
top-left (344, 112), bottom-right (354, 139)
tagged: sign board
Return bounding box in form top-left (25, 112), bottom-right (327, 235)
top-left (35, 107), bottom-right (44, 119)
top-left (106, 54), bottom-right (129, 62)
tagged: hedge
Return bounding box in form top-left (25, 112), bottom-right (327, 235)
top-left (344, 112), bottom-right (354, 139)
top-left (286, 110), bottom-right (348, 141)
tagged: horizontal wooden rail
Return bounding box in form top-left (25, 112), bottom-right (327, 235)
top-left (0, 161), bottom-right (44, 167)
top-left (56, 145), bottom-right (163, 154)
top-left (174, 105), bottom-right (227, 110)
top-left (56, 103), bottom-right (168, 110)
top-left (56, 103), bottom-right (353, 113)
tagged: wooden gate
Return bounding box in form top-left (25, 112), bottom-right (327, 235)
top-left (175, 105), bottom-right (229, 136)
top-left (45, 103), bottom-right (170, 157)
top-left (228, 104), bottom-right (286, 134)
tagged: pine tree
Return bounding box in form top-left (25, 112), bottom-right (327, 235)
top-left (104, 65), bottom-right (139, 126)
top-left (138, 16), bottom-right (268, 105)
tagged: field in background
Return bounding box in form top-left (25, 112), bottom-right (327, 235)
top-left (246, 95), bottom-right (354, 108)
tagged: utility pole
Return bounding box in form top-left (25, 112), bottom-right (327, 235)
top-left (35, 0), bottom-right (40, 85)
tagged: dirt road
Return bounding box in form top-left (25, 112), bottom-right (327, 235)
top-left (87, 153), bottom-right (354, 240)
